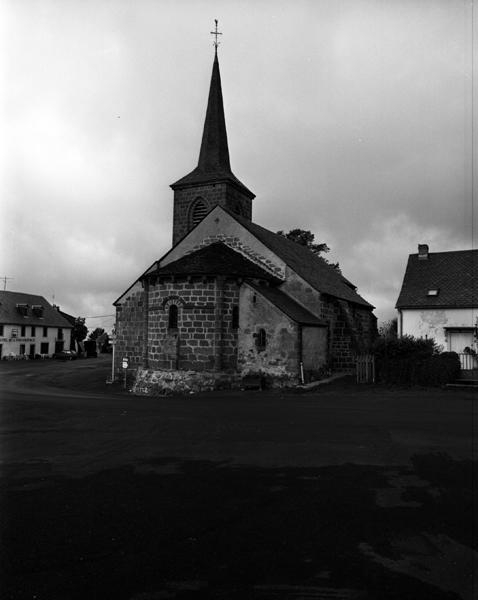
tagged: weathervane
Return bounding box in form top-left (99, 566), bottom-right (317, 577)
top-left (210, 19), bottom-right (222, 53)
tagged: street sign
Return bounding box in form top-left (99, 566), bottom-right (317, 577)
top-left (122, 357), bottom-right (129, 369)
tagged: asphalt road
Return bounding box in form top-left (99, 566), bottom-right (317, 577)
top-left (0, 356), bottom-right (476, 600)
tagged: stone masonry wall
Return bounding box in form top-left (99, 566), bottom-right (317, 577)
top-left (147, 277), bottom-right (240, 372)
top-left (172, 182), bottom-right (252, 244)
top-left (190, 235), bottom-right (283, 279)
top-left (238, 283), bottom-right (299, 386)
top-left (114, 281), bottom-right (146, 374)
top-left (280, 269), bottom-right (376, 371)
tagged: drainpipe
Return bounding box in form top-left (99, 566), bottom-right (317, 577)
top-left (214, 276), bottom-right (225, 371)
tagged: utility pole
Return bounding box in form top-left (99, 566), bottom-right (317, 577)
top-left (1, 277), bottom-right (14, 291)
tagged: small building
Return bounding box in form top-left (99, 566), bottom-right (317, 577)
top-left (0, 291), bottom-right (72, 359)
top-left (396, 245), bottom-right (477, 354)
top-left (113, 46), bottom-right (376, 392)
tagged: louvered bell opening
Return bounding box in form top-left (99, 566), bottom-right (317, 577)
top-left (191, 200), bottom-right (208, 226)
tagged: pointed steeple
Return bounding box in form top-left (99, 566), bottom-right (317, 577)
top-left (170, 30), bottom-right (254, 245)
top-left (170, 52), bottom-right (254, 198)
top-left (197, 53), bottom-right (231, 174)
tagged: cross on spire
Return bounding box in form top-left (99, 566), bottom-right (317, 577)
top-left (210, 19), bottom-right (222, 53)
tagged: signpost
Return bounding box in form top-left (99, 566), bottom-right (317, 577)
top-left (109, 334), bottom-right (116, 383)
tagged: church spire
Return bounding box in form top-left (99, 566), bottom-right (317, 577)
top-left (197, 49), bottom-right (231, 174)
top-left (171, 22), bottom-right (253, 194)
top-left (170, 23), bottom-right (254, 244)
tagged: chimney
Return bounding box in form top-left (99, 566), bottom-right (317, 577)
top-left (418, 244), bottom-right (429, 260)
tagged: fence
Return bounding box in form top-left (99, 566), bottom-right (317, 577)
top-left (356, 354), bottom-right (375, 383)
top-left (458, 353), bottom-right (478, 370)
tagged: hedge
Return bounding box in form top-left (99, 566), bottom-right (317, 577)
top-left (373, 336), bottom-right (460, 386)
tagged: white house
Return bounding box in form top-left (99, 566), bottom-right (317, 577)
top-left (396, 245), bottom-right (477, 361)
top-left (0, 291), bottom-right (72, 359)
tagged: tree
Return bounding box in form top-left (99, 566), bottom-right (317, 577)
top-left (378, 317), bottom-right (398, 340)
top-left (71, 317), bottom-right (88, 351)
top-left (89, 328), bottom-right (110, 353)
top-left (276, 228), bottom-right (340, 270)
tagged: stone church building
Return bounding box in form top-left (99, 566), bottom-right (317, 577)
top-left (113, 48), bottom-right (376, 393)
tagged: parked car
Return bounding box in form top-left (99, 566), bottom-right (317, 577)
top-left (53, 350), bottom-right (78, 361)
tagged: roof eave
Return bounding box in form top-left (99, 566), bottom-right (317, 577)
top-left (170, 173), bottom-right (255, 199)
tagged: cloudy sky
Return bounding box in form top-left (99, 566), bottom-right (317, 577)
top-left (1, 0), bottom-right (476, 333)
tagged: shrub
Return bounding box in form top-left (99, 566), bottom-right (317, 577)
top-left (415, 352), bottom-right (461, 386)
top-left (373, 335), bottom-right (458, 386)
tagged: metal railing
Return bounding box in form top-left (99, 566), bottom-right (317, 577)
top-left (458, 353), bottom-right (478, 370)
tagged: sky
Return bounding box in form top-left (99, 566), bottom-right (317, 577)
top-left (1, 0), bottom-right (476, 333)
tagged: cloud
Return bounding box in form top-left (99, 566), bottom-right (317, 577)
top-left (1, 0), bottom-right (475, 333)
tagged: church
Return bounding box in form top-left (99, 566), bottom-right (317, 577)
top-left (113, 40), bottom-right (376, 393)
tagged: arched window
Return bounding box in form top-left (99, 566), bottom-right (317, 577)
top-left (190, 198), bottom-right (208, 227)
top-left (168, 304), bottom-right (178, 330)
top-left (232, 306), bottom-right (239, 329)
top-left (256, 328), bottom-right (266, 351)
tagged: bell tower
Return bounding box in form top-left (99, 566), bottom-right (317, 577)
top-left (170, 22), bottom-right (254, 245)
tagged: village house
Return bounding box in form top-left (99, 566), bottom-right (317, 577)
top-left (396, 245), bottom-right (478, 367)
top-left (0, 291), bottom-right (72, 359)
top-left (113, 45), bottom-right (377, 393)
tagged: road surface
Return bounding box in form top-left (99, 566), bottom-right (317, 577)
top-left (0, 357), bottom-right (476, 599)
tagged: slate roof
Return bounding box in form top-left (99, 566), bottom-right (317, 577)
top-left (147, 242), bottom-right (281, 282)
top-left (248, 282), bottom-right (327, 326)
top-left (0, 291), bottom-right (73, 327)
top-left (170, 53), bottom-right (254, 199)
top-left (222, 208), bottom-right (373, 308)
top-left (396, 249), bottom-right (478, 309)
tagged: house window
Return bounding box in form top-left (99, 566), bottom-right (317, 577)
top-left (168, 305), bottom-right (179, 330)
top-left (58, 328), bottom-right (63, 340)
top-left (427, 289), bottom-right (439, 296)
top-left (11, 328), bottom-right (18, 338)
top-left (43, 326), bottom-right (48, 337)
top-left (19, 344), bottom-right (25, 355)
top-left (40, 342), bottom-right (49, 354)
top-left (32, 305), bottom-right (44, 317)
top-left (256, 328), bottom-right (267, 351)
top-left (0, 325), bottom-right (3, 336)
top-left (21, 325), bottom-right (26, 337)
top-left (0, 344), bottom-right (2, 359)
top-left (31, 326), bottom-right (36, 337)
top-left (190, 198), bottom-right (208, 227)
top-left (16, 304), bottom-right (28, 316)
top-left (232, 306), bottom-right (239, 329)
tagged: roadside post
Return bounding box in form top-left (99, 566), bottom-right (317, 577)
top-left (110, 334), bottom-right (116, 383)
top-left (122, 357), bottom-right (129, 389)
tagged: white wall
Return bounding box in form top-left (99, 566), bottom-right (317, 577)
top-left (0, 324), bottom-right (71, 358)
top-left (399, 307), bottom-right (477, 350)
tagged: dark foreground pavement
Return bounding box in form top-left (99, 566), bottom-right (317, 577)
top-left (0, 357), bottom-right (476, 599)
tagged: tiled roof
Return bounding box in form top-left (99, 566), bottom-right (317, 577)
top-left (0, 291), bottom-right (73, 327)
top-left (223, 209), bottom-right (373, 308)
top-left (248, 282), bottom-right (327, 326)
top-left (147, 242), bottom-right (281, 282)
top-left (396, 249), bottom-right (478, 308)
